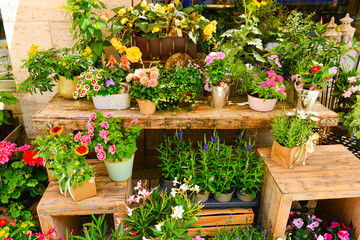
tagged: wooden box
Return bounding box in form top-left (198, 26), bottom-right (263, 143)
top-left (188, 207), bottom-right (254, 237)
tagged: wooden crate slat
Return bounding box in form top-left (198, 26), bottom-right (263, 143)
top-left (197, 207), bottom-right (253, 216)
top-left (195, 213), bottom-right (253, 226)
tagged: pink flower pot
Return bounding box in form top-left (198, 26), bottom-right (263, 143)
top-left (247, 94), bottom-right (277, 112)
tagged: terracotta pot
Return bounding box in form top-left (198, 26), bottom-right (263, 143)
top-left (137, 100), bottom-right (156, 115)
top-left (104, 155), bottom-right (135, 182)
top-left (58, 75), bottom-right (78, 99)
top-left (69, 177), bottom-right (97, 202)
top-left (295, 89), bottom-right (320, 111)
top-left (133, 36), bottom-right (197, 60)
top-left (46, 168), bottom-right (57, 181)
top-left (214, 189), bottom-right (234, 202)
top-left (247, 94), bottom-right (277, 112)
top-left (194, 191), bottom-right (210, 203)
top-left (236, 190), bottom-right (255, 202)
top-left (270, 140), bottom-right (312, 169)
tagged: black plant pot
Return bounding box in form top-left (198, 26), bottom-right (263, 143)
top-left (17, 192), bottom-right (36, 208)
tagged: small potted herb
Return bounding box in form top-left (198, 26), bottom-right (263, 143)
top-left (203, 51), bottom-right (233, 109)
top-left (83, 112), bottom-right (141, 182)
top-left (270, 110), bottom-right (320, 169)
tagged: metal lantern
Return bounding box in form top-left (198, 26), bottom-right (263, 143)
top-left (324, 17), bottom-right (340, 42)
top-left (340, 13), bottom-right (356, 45)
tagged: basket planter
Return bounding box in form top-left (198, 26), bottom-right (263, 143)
top-left (194, 191), bottom-right (210, 203)
top-left (270, 140), bottom-right (310, 169)
top-left (104, 155), bottom-right (135, 182)
top-left (137, 100), bottom-right (156, 115)
top-left (236, 191), bottom-right (255, 202)
top-left (58, 75), bottom-right (78, 99)
top-left (247, 94), bottom-right (277, 112)
top-left (92, 93), bottom-right (130, 110)
top-left (133, 36), bottom-right (197, 60)
top-left (214, 190), bottom-right (234, 202)
top-left (69, 177), bottom-right (97, 202)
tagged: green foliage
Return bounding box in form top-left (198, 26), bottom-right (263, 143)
top-left (8, 202), bottom-right (32, 221)
top-left (213, 224), bottom-right (269, 239)
top-left (339, 95), bottom-right (360, 139)
top-left (271, 110), bottom-right (319, 149)
top-left (0, 219), bottom-right (37, 239)
top-left (0, 91), bottom-right (18, 126)
top-left (203, 52), bottom-right (231, 86)
top-left (277, 11), bottom-right (315, 42)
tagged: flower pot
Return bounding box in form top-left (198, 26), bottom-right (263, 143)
top-left (137, 100), bottom-right (156, 115)
top-left (104, 155), bottom-right (135, 182)
top-left (133, 36), bottom-right (197, 60)
top-left (162, 178), bottom-right (174, 189)
top-left (46, 168), bottom-right (57, 181)
top-left (247, 94), bottom-right (277, 112)
top-left (69, 177), bottom-right (97, 202)
top-left (214, 189), bottom-right (234, 202)
top-left (194, 191), bottom-right (210, 203)
top-left (209, 85), bottom-right (230, 109)
top-left (92, 93), bottom-right (130, 110)
top-left (270, 140), bottom-right (310, 169)
top-left (236, 190), bottom-right (255, 202)
top-left (295, 89), bottom-right (320, 111)
top-left (58, 75), bottom-right (78, 99)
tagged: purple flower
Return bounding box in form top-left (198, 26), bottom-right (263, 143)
top-left (212, 134), bottom-right (216, 143)
top-left (106, 79), bottom-right (115, 87)
top-left (203, 142), bottom-right (208, 151)
top-left (178, 129), bottom-right (182, 141)
top-left (215, 143), bottom-right (220, 152)
top-left (247, 143), bottom-right (251, 151)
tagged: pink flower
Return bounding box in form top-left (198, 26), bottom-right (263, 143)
top-left (105, 112), bottom-right (113, 118)
top-left (306, 221), bottom-right (320, 232)
top-left (88, 130), bottom-right (94, 137)
top-left (350, 85), bottom-right (359, 93)
top-left (99, 130), bottom-right (109, 139)
top-left (148, 78), bottom-right (158, 87)
top-left (289, 211), bottom-right (296, 217)
top-left (292, 218), bottom-right (304, 229)
top-left (97, 150), bottom-right (106, 161)
top-left (327, 222), bottom-right (341, 229)
top-left (275, 58), bottom-right (282, 68)
top-left (279, 86), bottom-right (286, 94)
top-left (126, 73), bottom-right (134, 82)
top-left (18, 144), bottom-right (32, 153)
top-left (140, 76), bottom-right (149, 85)
top-left (266, 70), bottom-right (277, 79)
top-left (324, 233), bottom-right (333, 240)
top-left (347, 76), bottom-right (357, 83)
top-left (252, 81), bottom-right (256, 84)
top-left (81, 135), bottom-right (91, 145)
top-left (74, 132), bottom-right (82, 142)
top-left (85, 74), bottom-right (93, 80)
top-left (268, 55), bottom-right (278, 60)
top-left (131, 119), bottom-right (139, 124)
top-left (205, 55), bottom-right (215, 66)
top-left (37, 233), bottom-right (46, 240)
top-left (150, 69), bottom-right (159, 80)
top-left (343, 90), bottom-right (352, 98)
top-left (95, 143), bottom-right (104, 153)
top-left (192, 236), bottom-right (205, 240)
top-left (277, 75), bottom-right (284, 82)
top-left (216, 52), bottom-right (225, 59)
top-left (337, 230), bottom-right (350, 240)
top-left (0, 155), bottom-right (10, 164)
top-left (100, 121), bottom-right (109, 129)
top-left (253, 74), bottom-right (258, 77)
top-left (87, 120), bottom-right (94, 128)
top-left (47, 228), bottom-right (57, 236)
top-left (89, 113), bottom-right (96, 121)
top-left (109, 145), bottom-right (116, 154)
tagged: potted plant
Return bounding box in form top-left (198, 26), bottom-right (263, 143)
top-left (108, 1), bottom-right (216, 60)
top-left (83, 112), bottom-right (141, 182)
top-left (203, 52), bottom-right (233, 109)
top-left (34, 127), bottom-right (97, 201)
top-left (270, 110), bottom-right (320, 169)
top-left (0, 91), bottom-right (18, 140)
top-left (233, 138), bottom-right (264, 202)
top-left (73, 55), bottom-right (132, 110)
top-left (339, 95), bottom-right (360, 149)
top-left (128, 68), bottom-right (161, 115)
top-left (0, 141), bottom-right (47, 205)
top-left (19, 46), bottom-right (94, 98)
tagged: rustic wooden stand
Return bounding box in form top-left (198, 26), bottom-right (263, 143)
top-left (258, 145), bottom-right (360, 240)
top-left (37, 160), bottom-right (131, 238)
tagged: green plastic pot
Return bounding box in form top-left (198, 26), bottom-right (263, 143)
top-left (104, 154), bottom-right (135, 182)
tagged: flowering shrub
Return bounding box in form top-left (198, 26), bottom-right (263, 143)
top-left (0, 219), bottom-right (38, 239)
top-left (121, 179), bottom-right (202, 240)
top-left (0, 141), bottom-right (47, 204)
top-left (203, 52), bottom-right (232, 88)
top-left (128, 68), bottom-right (162, 103)
top-left (83, 112), bottom-right (141, 162)
top-left (298, 62), bottom-right (333, 90)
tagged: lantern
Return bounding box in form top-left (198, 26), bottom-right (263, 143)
top-left (324, 17), bottom-right (340, 42)
top-left (340, 13), bottom-right (356, 45)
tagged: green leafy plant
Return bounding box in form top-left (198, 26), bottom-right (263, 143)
top-left (0, 91), bottom-right (18, 127)
top-left (0, 142), bottom-right (47, 204)
top-left (339, 95), bottom-right (360, 139)
top-left (271, 110), bottom-right (319, 148)
top-left (122, 179), bottom-right (202, 240)
top-left (203, 51), bottom-right (232, 87)
top-left (298, 63), bottom-right (333, 90)
top-left (109, 1), bottom-right (216, 45)
top-left (212, 224), bottom-right (269, 239)
top-left (7, 202), bottom-right (32, 221)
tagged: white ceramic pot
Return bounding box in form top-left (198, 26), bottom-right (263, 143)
top-left (104, 155), bottom-right (134, 182)
top-left (92, 93), bottom-right (130, 110)
top-left (247, 94), bottom-right (277, 112)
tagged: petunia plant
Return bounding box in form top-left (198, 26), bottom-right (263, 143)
top-left (203, 51), bottom-right (232, 89)
top-left (83, 112), bottom-right (141, 162)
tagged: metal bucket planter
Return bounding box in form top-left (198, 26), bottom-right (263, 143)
top-left (295, 89), bottom-right (320, 111)
top-left (58, 75), bottom-right (78, 99)
top-left (209, 85), bottom-right (230, 109)
top-left (104, 155), bottom-right (135, 182)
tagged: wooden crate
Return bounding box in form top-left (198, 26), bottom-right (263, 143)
top-left (188, 207), bottom-right (254, 237)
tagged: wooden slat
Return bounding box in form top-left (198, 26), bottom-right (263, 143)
top-left (195, 213), bottom-right (253, 226)
top-left (3, 124), bottom-right (23, 142)
top-left (32, 94), bottom-right (339, 131)
top-left (188, 225), bottom-right (240, 237)
top-left (197, 207), bottom-right (253, 216)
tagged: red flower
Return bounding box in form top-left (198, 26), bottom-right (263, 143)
top-left (131, 231), bottom-right (136, 238)
top-left (311, 66), bottom-right (322, 73)
top-left (337, 230), bottom-right (350, 240)
top-left (324, 233), bottom-right (333, 240)
top-left (46, 228), bottom-right (57, 236)
top-left (50, 126), bottom-right (63, 136)
top-left (0, 218), bottom-right (7, 227)
top-left (74, 145), bottom-right (89, 156)
top-left (23, 150), bottom-right (44, 167)
top-left (327, 221), bottom-right (341, 229)
top-left (342, 223), bottom-right (351, 230)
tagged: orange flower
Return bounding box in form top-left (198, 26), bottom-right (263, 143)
top-left (75, 145), bottom-right (89, 156)
top-left (50, 126), bottom-right (63, 135)
top-left (120, 55), bottom-right (130, 70)
top-left (106, 55), bottom-right (118, 70)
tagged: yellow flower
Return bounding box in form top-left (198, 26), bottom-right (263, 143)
top-left (111, 38), bottom-right (127, 53)
top-left (27, 44), bottom-right (39, 57)
top-left (172, 0), bottom-right (180, 4)
top-left (128, 7), bottom-right (133, 12)
top-left (3, 42), bottom-right (8, 50)
top-left (252, 0), bottom-right (267, 8)
top-left (0, 227), bottom-right (10, 238)
top-left (152, 27), bottom-right (160, 33)
top-left (126, 46), bottom-right (142, 63)
top-left (154, 4), bottom-right (165, 14)
top-left (118, 8), bottom-right (126, 15)
top-left (121, 17), bottom-right (128, 25)
top-left (203, 21), bottom-right (217, 36)
top-left (58, 62), bottom-right (62, 65)
top-left (140, 0), bottom-right (147, 8)
top-left (62, 62), bottom-right (66, 66)
top-left (84, 46), bottom-right (92, 54)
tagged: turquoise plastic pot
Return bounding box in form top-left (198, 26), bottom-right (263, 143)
top-left (104, 155), bottom-right (134, 182)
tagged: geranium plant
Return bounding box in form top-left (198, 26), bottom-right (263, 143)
top-left (121, 179), bottom-right (202, 240)
top-left (108, 1), bottom-right (216, 45)
top-left (83, 112), bottom-right (141, 162)
top-left (128, 68), bottom-right (162, 103)
top-left (203, 51), bottom-right (232, 89)
top-left (0, 141), bottom-right (47, 204)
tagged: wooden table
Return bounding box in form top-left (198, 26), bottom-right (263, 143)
top-left (32, 95), bottom-right (339, 131)
top-left (37, 160), bottom-right (131, 238)
top-left (258, 145), bottom-right (360, 240)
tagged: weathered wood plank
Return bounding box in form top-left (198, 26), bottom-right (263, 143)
top-left (32, 95), bottom-right (339, 131)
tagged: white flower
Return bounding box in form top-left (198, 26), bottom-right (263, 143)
top-left (277, 238), bottom-right (284, 240)
top-left (310, 116), bottom-right (319, 122)
top-left (194, 185), bottom-right (200, 193)
top-left (179, 184), bottom-right (188, 191)
top-left (209, 177), bottom-right (214, 181)
top-left (317, 235), bottom-right (324, 240)
top-left (134, 180), bottom-right (142, 191)
top-left (142, 237), bottom-right (149, 240)
top-left (286, 111), bottom-right (295, 116)
top-left (348, 76), bottom-right (357, 83)
top-left (173, 177), bottom-right (178, 186)
top-left (155, 222), bottom-right (164, 231)
top-left (171, 205), bottom-right (185, 219)
top-left (126, 206), bottom-right (133, 217)
top-left (308, 111), bottom-right (320, 116)
top-left (170, 188), bottom-right (177, 198)
top-left (0, 102), bottom-right (4, 110)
